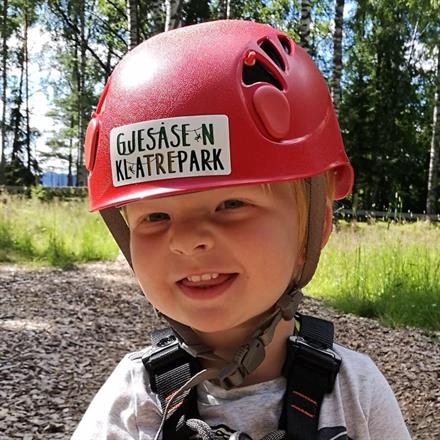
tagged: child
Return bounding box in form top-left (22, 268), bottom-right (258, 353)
top-left (73, 20), bottom-right (411, 440)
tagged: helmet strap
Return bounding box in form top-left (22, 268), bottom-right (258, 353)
top-left (100, 206), bottom-right (132, 268)
top-left (294, 174), bottom-right (327, 288)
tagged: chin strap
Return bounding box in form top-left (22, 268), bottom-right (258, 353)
top-left (166, 286), bottom-right (303, 389)
top-left (100, 174), bottom-right (327, 389)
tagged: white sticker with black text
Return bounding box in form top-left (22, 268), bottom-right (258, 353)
top-left (110, 115), bottom-right (231, 187)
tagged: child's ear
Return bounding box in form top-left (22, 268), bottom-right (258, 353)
top-left (321, 200), bottom-right (333, 249)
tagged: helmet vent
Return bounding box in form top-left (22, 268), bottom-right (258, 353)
top-left (259, 40), bottom-right (285, 70)
top-left (243, 60), bottom-right (282, 90)
top-left (278, 36), bottom-right (291, 55)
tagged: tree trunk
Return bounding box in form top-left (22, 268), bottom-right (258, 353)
top-left (426, 46), bottom-right (440, 215)
top-left (150, 0), bottom-right (164, 35)
top-left (218, 0), bottom-right (231, 19)
top-left (68, 117), bottom-right (73, 186)
top-left (11, 50), bottom-right (24, 161)
top-left (24, 2), bottom-right (31, 172)
top-left (127, 0), bottom-right (139, 50)
top-left (299, 0), bottom-right (312, 54)
top-left (105, 41), bottom-right (113, 81)
top-left (165, 0), bottom-right (183, 32)
top-left (0, 0), bottom-right (8, 185)
top-left (74, 39), bottom-right (81, 186)
top-left (76, 1), bottom-right (87, 186)
top-left (331, 0), bottom-right (344, 116)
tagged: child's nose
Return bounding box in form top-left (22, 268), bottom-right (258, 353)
top-left (169, 220), bottom-right (215, 256)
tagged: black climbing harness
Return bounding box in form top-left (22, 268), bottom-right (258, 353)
top-left (142, 313), bottom-right (341, 440)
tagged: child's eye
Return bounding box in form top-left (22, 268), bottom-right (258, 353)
top-left (145, 212), bottom-right (170, 222)
top-left (217, 199), bottom-right (246, 210)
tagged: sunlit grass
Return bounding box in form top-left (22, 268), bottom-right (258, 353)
top-left (0, 195), bottom-right (119, 268)
top-left (307, 221), bottom-right (440, 331)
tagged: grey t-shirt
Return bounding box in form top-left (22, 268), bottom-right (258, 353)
top-left (71, 344), bottom-right (411, 439)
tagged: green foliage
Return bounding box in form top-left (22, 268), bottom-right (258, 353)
top-left (0, 196), bottom-right (119, 268)
top-left (29, 184), bottom-right (87, 201)
top-left (230, 0), bottom-right (296, 25)
top-left (339, 0), bottom-right (439, 213)
top-left (307, 221), bottom-right (440, 331)
top-left (0, 184), bottom-right (87, 200)
top-left (5, 157), bottom-right (39, 186)
top-left (184, 0), bottom-right (210, 24)
top-left (31, 184), bottom-right (54, 201)
top-left (94, 0), bottom-right (129, 53)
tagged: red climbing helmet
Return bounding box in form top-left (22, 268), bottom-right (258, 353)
top-left (85, 19), bottom-right (353, 212)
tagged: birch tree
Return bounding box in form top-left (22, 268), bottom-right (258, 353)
top-left (127, 0), bottom-right (139, 50)
top-left (24, 0), bottom-right (30, 172)
top-left (75, 0), bottom-right (87, 186)
top-left (298, 0), bottom-right (312, 53)
top-left (165, 0), bottom-right (183, 31)
top-left (0, 0), bottom-right (8, 184)
top-left (217, 0), bottom-right (231, 19)
top-left (10, 47), bottom-right (25, 168)
top-left (149, 0), bottom-right (164, 34)
top-left (331, 0), bottom-right (344, 116)
top-left (427, 46), bottom-right (440, 215)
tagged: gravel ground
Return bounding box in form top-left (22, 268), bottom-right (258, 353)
top-left (0, 261), bottom-right (439, 439)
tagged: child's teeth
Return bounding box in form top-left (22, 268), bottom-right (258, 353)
top-left (187, 273), bottom-right (219, 282)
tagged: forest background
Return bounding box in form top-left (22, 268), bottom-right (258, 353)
top-left (0, 0), bottom-right (439, 216)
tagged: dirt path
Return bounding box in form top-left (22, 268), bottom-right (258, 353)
top-left (0, 261), bottom-right (438, 439)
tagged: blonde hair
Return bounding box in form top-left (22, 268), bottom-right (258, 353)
top-left (262, 171), bottom-right (335, 251)
top-left (261, 171), bottom-right (336, 283)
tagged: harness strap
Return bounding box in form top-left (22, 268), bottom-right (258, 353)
top-left (280, 314), bottom-right (341, 440)
top-left (142, 328), bottom-right (202, 439)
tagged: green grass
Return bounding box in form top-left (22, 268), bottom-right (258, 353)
top-left (307, 221), bottom-right (440, 332)
top-left (0, 195), bottom-right (119, 268)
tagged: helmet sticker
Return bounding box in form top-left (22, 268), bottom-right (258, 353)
top-left (110, 115), bottom-right (231, 187)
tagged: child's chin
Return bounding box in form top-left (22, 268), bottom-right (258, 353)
top-left (191, 316), bottom-right (254, 336)
top-left (165, 308), bottom-right (253, 335)
top-left (186, 318), bottom-right (230, 334)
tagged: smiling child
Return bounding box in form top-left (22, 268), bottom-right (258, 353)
top-left (73, 20), bottom-right (410, 440)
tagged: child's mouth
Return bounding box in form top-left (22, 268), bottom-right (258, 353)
top-left (177, 273), bottom-right (238, 299)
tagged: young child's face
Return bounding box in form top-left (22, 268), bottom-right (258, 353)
top-left (125, 182), bottom-right (303, 334)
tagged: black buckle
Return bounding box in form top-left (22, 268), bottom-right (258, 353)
top-left (286, 335), bottom-right (341, 393)
top-left (142, 334), bottom-right (191, 393)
